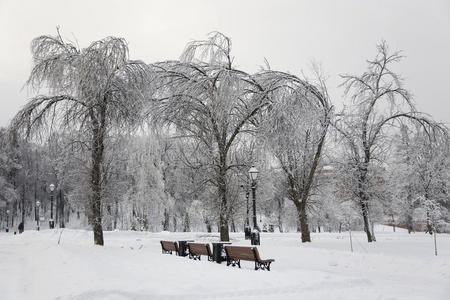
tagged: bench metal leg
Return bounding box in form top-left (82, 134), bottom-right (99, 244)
top-left (189, 253), bottom-right (201, 260)
top-left (227, 258), bottom-right (241, 268)
top-left (255, 261), bottom-right (272, 271)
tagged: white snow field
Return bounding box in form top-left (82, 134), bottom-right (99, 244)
top-left (1, 227), bottom-right (449, 300)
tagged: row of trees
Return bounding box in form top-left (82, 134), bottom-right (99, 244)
top-left (1, 31), bottom-right (448, 245)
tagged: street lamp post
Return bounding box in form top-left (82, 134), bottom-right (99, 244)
top-left (36, 201), bottom-right (40, 231)
top-left (49, 183), bottom-right (55, 229)
top-left (240, 185), bottom-right (250, 226)
top-left (6, 209), bottom-right (9, 232)
top-left (240, 184), bottom-right (251, 240)
top-left (248, 166), bottom-right (260, 245)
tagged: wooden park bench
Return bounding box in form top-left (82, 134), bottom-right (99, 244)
top-left (160, 240), bottom-right (179, 255)
top-left (224, 246), bottom-right (275, 271)
top-left (187, 242), bottom-right (213, 261)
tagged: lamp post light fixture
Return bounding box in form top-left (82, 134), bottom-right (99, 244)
top-left (49, 183), bottom-right (55, 229)
top-left (6, 209), bottom-right (10, 232)
top-left (36, 201), bottom-right (40, 231)
top-left (248, 166), bottom-right (260, 245)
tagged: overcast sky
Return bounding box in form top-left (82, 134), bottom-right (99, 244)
top-left (1, 0), bottom-right (449, 127)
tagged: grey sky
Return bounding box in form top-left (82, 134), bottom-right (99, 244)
top-left (1, 0), bottom-right (449, 127)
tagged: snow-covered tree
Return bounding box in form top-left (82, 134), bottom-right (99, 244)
top-left (259, 69), bottom-right (331, 242)
top-left (334, 41), bottom-right (440, 242)
top-left (10, 30), bottom-right (151, 245)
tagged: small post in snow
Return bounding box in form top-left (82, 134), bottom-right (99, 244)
top-left (433, 228), bottom-right (437, 256)
top-left (58, 229), bottom-right (64, 245)
top-left (349, 229), bottom-right (353, 253)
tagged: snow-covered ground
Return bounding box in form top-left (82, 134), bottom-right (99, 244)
top-left (1, 227), bottom-right (449, 300)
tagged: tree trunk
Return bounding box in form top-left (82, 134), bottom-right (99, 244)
top-left (218, 164), bottom-right (229, 241)
top-left (90, 110), bottom-right (105, 246)
top-left (277, 197), bottom-right (284, 233)
top-left (295, 201), bottom-right (311, 242)
top-left (55, 189), bottom-right (59, 225)
top-left (391, 214), bottom-right (395, 232)
top-left (205, 217), bottom-right (212, 233)
top-left (406, 214), bottom-right (413, 234)
top-left (219, 214), bottom-right (229, 241)
top-left (298, 126), bottom-right (326, 243)
top-left (300, 207), bottom-right (311, 242)
top-left (172, 216), bottom-right (177, 232)
top-left (59, 189), bottom-right (65, 228)
top-left (113, 200), bottom-right (119, 230)
top-left (183, 213), bottom-right (190, 232)
top-left (163, 208), bottom-right (169, 231)
top-left (21, 184), bottom-right (25, 228)
top-left (360, 200), bottom-right (374, 242)
top-left (231, 217), bottom-right (236, 232)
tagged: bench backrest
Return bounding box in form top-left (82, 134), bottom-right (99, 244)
top-left (225, 246), bottom-right (257, 261)
top-left (161, 240), bottom-right (178, 252)
top-left (253, 247), bottom-right (263, 261)
top-left (188, 243), bottom-right (212, 256)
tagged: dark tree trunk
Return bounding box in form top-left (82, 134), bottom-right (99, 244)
top-left (277, 197), bottom-right (284, 233)
top-left (183, 213), bottom-right (190, 232)
top-left (66, 204), bottom-right (70, 224)
top-left (113, 200), bottom-right (119, 230)
top-left (90, 107), bottom-right (105, 246)
top-left (59, 189), bottom-right (65, 228)
top-left (360, 200), bottom-right (374, 242)
top-left (406, 214), bottom-right (413, 234)
top-left (358, 163), bottom-right (375, 243)
top-left (206, 219), bottom-right (212, 233)
top-left (172, 216), bottom-right (177, 232)
top-left (21, 184), bottom-right (25, 228)
top-left (218, 164), bottom-right (229, 242)
top-left (294, 200), bottom-right (311, 242)
top-left (391, 214), bottom-right (395, 232)
top-left (296, 127), bottom-right (326, 243)
top-left (163, 208), bottom-right (170, 231)
top-left (299, 204), bottom-right (311, 242)
top-left (371, 220), bottom-right (376, 241)
top-left (55, 189), bottom-right (59, 225)
top-left (219, 214), bottom-right (229, 241)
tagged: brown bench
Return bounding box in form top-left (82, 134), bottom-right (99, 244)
top-left (187, 243), bottom-right (213, 261)
top-left (224, 246), bottom-right (275, 271)
top-left (160, 240), bottom-right (179, 255)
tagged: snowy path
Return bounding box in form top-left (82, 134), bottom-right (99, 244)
top-left (0, 229), bottom-right (449, 299)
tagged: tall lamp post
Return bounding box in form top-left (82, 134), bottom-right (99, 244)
top-left (248, 166), bottom-right (260, 245)
top-left (36, 201), bottom-right (40, 231)
top-left (49, 183), bottom-right (55, 229)
top-left (6, 209), bottom-right (9, 232)
top-left (240, 184), bottom-right (251, 240)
